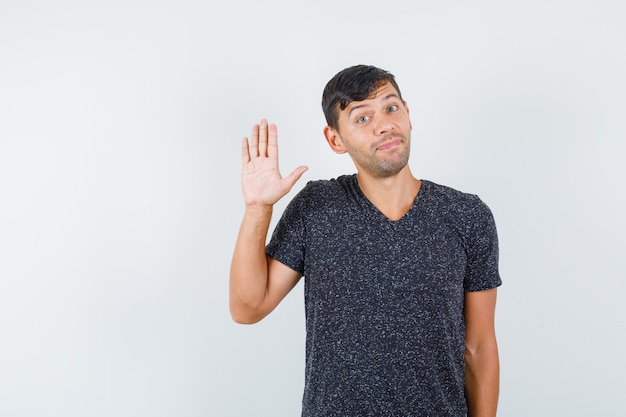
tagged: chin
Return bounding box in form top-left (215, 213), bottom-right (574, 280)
top-left (371, 162), bottom-right (408, 178)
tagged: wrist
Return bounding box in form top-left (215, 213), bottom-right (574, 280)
top-left (243, 204), bottom-right (273, 219)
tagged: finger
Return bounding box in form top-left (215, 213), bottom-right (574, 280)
top-left (249, 123), bottom-right (260, 158)
top-left (258, 119), bottom-right (268, 157)
top-left (267, 123), bottom-right (278, 160)
top-left (241, 137), bottom-right (251, 165)
top-left (283, 165), bottom-right (309, 190)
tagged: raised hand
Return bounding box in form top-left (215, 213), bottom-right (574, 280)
top-left (241, 119), bottom-right (308, 208)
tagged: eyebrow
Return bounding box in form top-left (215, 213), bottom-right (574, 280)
top-left (347, 93), bottom-right (401, 117)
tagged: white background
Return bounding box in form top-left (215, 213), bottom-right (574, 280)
top-left (1, 0), bottom-right (625, 416)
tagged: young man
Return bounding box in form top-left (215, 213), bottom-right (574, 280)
top-left (230, 65), bottom-right (501, 417)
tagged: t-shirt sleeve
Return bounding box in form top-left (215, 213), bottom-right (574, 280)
top-left (265, 185), bottom-right (309, 275)
top-left (463, 197), bottom-right (502, 292)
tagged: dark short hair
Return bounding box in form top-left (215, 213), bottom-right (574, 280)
top-left (322, 65), bottom-right (403, 129)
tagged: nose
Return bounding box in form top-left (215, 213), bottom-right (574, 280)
top-left (374, 112), bottom-right (394, 135)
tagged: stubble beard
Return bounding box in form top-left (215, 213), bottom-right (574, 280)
top-left (363, 134), bottom-right (411, 179)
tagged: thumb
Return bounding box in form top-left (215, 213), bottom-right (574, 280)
top-left (282, 165), bottom-right (309, 190)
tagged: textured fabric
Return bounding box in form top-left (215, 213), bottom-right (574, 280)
top-left (266, 175), bottom-right (501, 417)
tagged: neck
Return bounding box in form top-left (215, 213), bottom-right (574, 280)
top-left (355, 166), bottom-right (422, 221)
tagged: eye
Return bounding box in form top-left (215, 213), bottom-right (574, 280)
top-left (357, 115), bottom-right (370, 123)
top-left (387, 104), bottom-right (399, 112)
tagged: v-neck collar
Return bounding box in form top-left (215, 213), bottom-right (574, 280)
top-left (347, 174), bottom-right (427, 223)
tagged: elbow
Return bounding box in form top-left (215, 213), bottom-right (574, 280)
top-left (464, 338), bottom-right (499, 367)
top-left (230, 311), bottom-right (262, 325)
top-left (229, 300), bottom-right (265, 324)
top-left (228, 280), bottom-right (275, 324)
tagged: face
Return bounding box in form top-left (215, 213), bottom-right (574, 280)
top-left (324, 82), bottom-right (412, 179)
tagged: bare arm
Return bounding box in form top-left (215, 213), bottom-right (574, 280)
top-left (229, 119), bottom-right (308, 324)
top-left (464, 288), bottom-right (500, 417)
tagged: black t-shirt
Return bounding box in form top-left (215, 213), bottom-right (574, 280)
top-left (267, 175), bottom-right (502, 417)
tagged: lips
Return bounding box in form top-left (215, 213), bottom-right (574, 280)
top-left (376, 138), bottom-right (403, 151)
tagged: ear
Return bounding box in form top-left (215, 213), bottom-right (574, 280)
top-left (323, 126), bottom-right (348, 154)
top-left (404, 101), bottom-right (412, 131)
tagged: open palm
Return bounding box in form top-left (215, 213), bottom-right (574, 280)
top-left (241, 119), bottom-right (308, 207)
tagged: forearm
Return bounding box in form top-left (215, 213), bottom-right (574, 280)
top-left (229, 205), bottom-right (273, 322)
top-left (465, 341), bottom-right (500, 417)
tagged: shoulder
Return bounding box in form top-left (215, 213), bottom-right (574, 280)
top-left (420, 180), bottom-right (497, 236)
top-left (283, 174), bottom-right (356, 218)
top-left (295, 174), bottom-right (356, 203)
top-left (422, 180), bottom-right (490, 212)
top-left (302, 174), bottom-right (354, 192)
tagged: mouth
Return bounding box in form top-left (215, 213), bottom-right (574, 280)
top-left (376, 137), bottom-right (403, 151)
